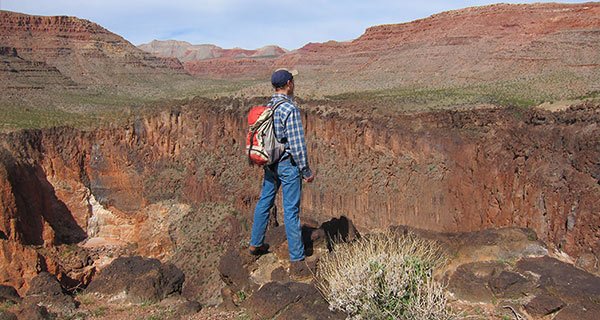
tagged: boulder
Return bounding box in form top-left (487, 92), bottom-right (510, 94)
top-left (174, 299), bottom-right (202, 317)
top-left (271, 267), bottom-right (290, 283)
top-left (218, 249), bottom-right (255, 293)
top-left (524, 292), bottom-right (564, 317)
top-left (243, 282), bottom-right (298, 319)
top-left (489, 271), bottom-right (531, 298)
top-left (553, 304), bottom-right (600, 320)
top-left (0, 285), bottom-right (20, 304)
top-left (14, 303), bottom-right (55, 320)
top-left (243, 281), bottom-right (344, 320)
top-left (516, 256), bottom-right (600, 320)
top-left (158, 295), bottom-right (202, 318)
top-left (0, 310), bottom-right (17, 320)
top-left (516, 256), bottom-right (600, 301)
top-left (447, 261), bottom-right (506, 302)
top-left (85, 256), bottom-right (184, 303)
top-left (23, 272), bottom-right (76, 313)
top-left (276, 282), bottom-right (345, 320)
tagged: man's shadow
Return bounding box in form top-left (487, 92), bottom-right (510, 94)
top-left (302, 215), bottom-right (359, 256)
top-left (267, 205), bottom-right (359, 257)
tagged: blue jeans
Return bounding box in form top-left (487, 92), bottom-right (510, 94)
top-left (250, 158), bottom-right (305, 261)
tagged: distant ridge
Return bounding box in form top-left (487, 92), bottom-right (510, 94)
top-left (138, 40), bottom-right (288, 62)
top-left (0, 10), bottom-right (187, 87)
top-left (142, 2), bottom-right (600, 98)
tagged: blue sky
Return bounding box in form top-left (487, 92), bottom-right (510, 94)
top-left (0, 0), bottom-right (592, 50)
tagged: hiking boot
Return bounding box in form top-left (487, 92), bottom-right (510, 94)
top-left (289, 260), bottom-right (313, 281)
top-left (249, 243), bottom-right (270, 256)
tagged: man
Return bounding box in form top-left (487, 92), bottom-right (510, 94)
top-left (248, 68), bottom-right (314, 265)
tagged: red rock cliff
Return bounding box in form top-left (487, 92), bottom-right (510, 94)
top-left (1, 99), bottom-right (598, 293)
top-left (0, 10), bottom-right (186, 85)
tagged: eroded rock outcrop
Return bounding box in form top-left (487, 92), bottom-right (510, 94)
top-left (215, 220), bottom-right (600, 320)
top-left (23, 272), bottom-right (76, 314)
top-left (0, 98), bottom-right (598, 305)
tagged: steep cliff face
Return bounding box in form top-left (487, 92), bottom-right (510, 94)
top-left (1, 99), bottom-right (598, 294)
top-left (303, 103), bottom-right (600, 257)
top-left (0, 10), bottom-right (185, 86)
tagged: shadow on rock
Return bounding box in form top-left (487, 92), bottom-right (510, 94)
top-left (320, 216), bottom-right (360, 251)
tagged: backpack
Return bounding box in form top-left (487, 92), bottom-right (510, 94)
top-left (246, 100), bottom-right (287, 166)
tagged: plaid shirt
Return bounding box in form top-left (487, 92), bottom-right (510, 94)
top-left (268, 93), bottom-right (313, 178)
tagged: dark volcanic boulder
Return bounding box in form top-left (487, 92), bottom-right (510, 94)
top-left (85, 256), bottom-right (184, 303)
top-left (525, 292), bottom-right (565, 317)
top-left (516, 256), bottom-right (600, 319)
top-left (447, 261), bottom-right (506, 302)
top-left (243, 282), bottom-right (299, 319)
top-left (15, 303), bottom-right (56, 320)
top-left (0, 285), bottom-right (21, 304)
top-left (0, 310), bottom-right (18, 320)
top-left (243, 282), bottom-right (344, 320)
top-left (489, 271), bottom-right (531, 298)
top-left (218, 249), bottom-right (255, 293)
top-left (23, 272), bottom-right (76, 313)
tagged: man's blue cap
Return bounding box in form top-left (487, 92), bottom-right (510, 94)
top-left (271, 68), bottom-right (298, 88)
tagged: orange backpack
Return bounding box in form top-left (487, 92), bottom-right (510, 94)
top-left (246, 100), bottom-right (286, 166)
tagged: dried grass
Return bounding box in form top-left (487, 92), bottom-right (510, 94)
top-left (316, 231), bottom-right (455, 320)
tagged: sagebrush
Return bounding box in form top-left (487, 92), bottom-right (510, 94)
top-left (316, 231), bottom-right (455, 320)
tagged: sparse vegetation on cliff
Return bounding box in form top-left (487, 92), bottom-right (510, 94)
top-left (317, 231), bottom-right (454, 320)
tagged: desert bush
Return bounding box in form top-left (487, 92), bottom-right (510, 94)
top-left (316, 231), bottom-right (455, 320)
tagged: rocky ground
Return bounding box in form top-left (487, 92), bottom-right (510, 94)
top-left (1, 219), bottom-right (598, 320)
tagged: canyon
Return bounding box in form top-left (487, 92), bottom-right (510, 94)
top-left (1, 97), bottom-right (599, 291)
top-left (1, 2), bottom-right (599, 319)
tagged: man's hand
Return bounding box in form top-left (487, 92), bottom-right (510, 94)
top-left (303, 174), bottom-right (315, 183)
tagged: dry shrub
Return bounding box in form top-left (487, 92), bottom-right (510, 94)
top-left (316, 231), bottom-right (455, 320)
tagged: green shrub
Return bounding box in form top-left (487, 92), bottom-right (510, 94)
top-left (317, 231), bottom-right (455, 320)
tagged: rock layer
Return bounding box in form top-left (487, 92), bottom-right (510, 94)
top-left (138, 40), bottom-right (286, 62)
top-left (0, 10), bottom-right (185, 87)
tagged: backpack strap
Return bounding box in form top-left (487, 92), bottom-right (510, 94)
top-left (270, 99), bottom-right (288, 142)
top-left (271, 99), bottom-right (291, 164)
top-left (270, 99), bottom-right (288, 111)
